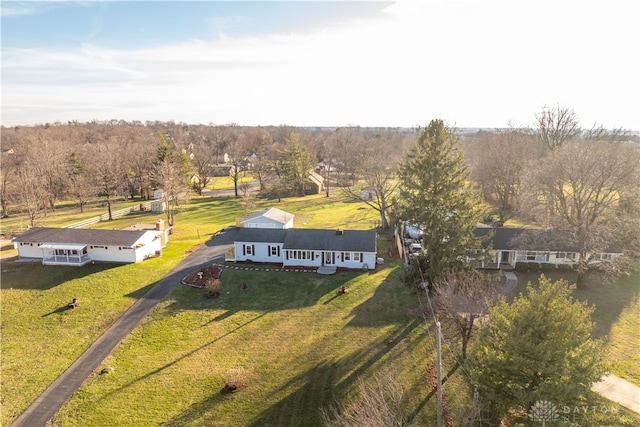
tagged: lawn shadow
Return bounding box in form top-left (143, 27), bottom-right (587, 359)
top-left (167, 268), bottom-right (355, 314)
top-left (97, 310), bottom-right (269, 404)
top-left (511, 271), bottom-right (640, 341)
top-left (41, 304), bottom-right (76, 317)
top-left (345, 267), bottom-right (411, 327)
top-left (1, 261), bottom-right (121, 291)
top-left (246, 320), bottom-right (420, 427)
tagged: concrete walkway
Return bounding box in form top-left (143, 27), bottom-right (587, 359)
top-left (592, 375), bottom-right (640, 414)
top-left (10, 227), bottom-right (239, 427)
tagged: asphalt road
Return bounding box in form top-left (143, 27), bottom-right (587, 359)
top-left (10, 227), bottom-right (239, 427)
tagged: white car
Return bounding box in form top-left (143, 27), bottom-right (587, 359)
top-left (408, 243), bottom-right (423, 257)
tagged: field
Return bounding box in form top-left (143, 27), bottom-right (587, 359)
top-left (1, 191), bottom-right (639, 426)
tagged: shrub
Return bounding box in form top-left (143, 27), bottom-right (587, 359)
top-left (205, 277), bottom-right (222, 297)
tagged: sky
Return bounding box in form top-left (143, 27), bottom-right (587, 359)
top-left (1, 0), bottom-right (638, 130)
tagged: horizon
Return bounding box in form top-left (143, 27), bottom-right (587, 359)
top-left (2, 1), bottom-right (638, 131)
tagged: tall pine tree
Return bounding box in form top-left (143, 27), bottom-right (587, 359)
top-left (395, 119), bottom-right (486, 287)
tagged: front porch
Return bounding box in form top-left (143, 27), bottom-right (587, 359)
top-left (42, 254), bottom-right (92, 266)
top-left (40, 243), bottom-right (91, 266)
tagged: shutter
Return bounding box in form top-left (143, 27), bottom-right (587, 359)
top-left (341, 253), bottom-right (344, 262)
top-left (312, 252), bottom-right (315, 261)
top-left (252, 245), bottom-right (255, 256)
top-left (277, 246), bottom-right (281, 257)
top-left (332, 252), bottom-right (335, 264)
top-left (243, 245), bottom-right (246, 255)
top-left (361, 252), bottom-right (364, 262)
top-left (286, 250), bottom-right (289, 260)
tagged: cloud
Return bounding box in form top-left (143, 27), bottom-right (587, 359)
top-left (2, 0), bottom-right (639, 129)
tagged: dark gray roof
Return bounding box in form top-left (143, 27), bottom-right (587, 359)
top-left (474, 227), bottom-right (621, 253)
top-left (474, 227), bottom-right (526, 250)
top-left (284, 229), bottom-right (376, 252)
top-left (13, 227), bottom-right (150, 247)
top-left (235, 228), bottom-right (377, 252)
top-left (235, 228), bottom-right (288, 244)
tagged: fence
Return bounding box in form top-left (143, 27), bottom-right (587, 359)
top-left (64, 201), bottom-right (153, 229)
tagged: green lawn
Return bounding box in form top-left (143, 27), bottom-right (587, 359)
top-left (2, 192), bottom-right (639, 426)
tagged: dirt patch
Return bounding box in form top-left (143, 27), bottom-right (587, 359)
top-left (182, 265), bottom-right (222, 288)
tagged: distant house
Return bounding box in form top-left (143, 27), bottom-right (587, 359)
top-left (240, 208), bottom-right (294, 229)
top-left (360, 187), bottom-right (377, 201)
top-left (474, 227), bottom-right (623, 269)
top-left (226, 227), bottom-right (378, 270)
top-left (13, 221), bottom-right (169, 266)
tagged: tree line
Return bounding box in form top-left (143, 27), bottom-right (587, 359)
top-left (2, 107), bottom-right (638, 282)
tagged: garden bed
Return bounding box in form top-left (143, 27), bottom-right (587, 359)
top-left (182, 265), bottom-right (222, 288)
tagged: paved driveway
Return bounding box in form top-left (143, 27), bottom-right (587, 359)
top-left (11, 227), bottom-right (239, 427)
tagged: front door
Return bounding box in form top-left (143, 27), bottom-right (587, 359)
top-left (323, 251), bottom-right (334, 265)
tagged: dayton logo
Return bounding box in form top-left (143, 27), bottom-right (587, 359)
top-left (528, 400), bottom-right (559, 425)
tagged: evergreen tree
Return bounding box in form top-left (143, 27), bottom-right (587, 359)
top-left (470, 275), bottom-right (606, 421)
top-left (395, 119), bottom-right (486, 287)
top-left (278, 132), bottom-right (313, 197)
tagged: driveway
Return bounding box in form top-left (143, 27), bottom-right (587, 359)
top-left (11, 227), bottom-right (239, 427)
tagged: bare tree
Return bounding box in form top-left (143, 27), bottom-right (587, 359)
top-left (534, 105), bottom-right (581, 152)
top-left (88, 143), bottom-right (126, 221)
top-left (14, 164), bottom-right (47, 227)
top-left (0, 150), bottom-right (19, 218)
top-left (322, 370), bottom-right (408, 427)
top-left (189, 142), bottom-right (216, 195)
top-left (225, 136), bottom-right (252, 198)
top-left (431, 269), bottom-right (503, 359)
top-left (525, 138), bottom-right (640, 287)
top-left (466, 125), bottom-right (536, 222)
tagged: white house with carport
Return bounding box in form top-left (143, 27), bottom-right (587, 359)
top-left (13, 221), bottom-right (169, 266)
top-left (240, 207), bottom-right (294, 229)
top-left (473, 226), bottom-right (623, 269)
top-left (227, 227), bottom-right (378, 270)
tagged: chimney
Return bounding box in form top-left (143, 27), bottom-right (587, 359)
top-left (156, 219), bottom-right (165, 231)
top-left (336, 228), bottom-right (343, 235)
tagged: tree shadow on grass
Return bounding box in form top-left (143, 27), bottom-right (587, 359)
top-left (1, 261), bottom-right (120, 291)
top-left (513, 271), bottom-right (640, 341)
top-left (96, 311), bottom-right (269, 404)
top-left (160, 320), bottom-right (421, 427)
top-left (345, 267), bottom-right (413, 327)
top-left (167, 268), bottom-right (357, 314)
top-left (246, 320), bottom-right (421, 427)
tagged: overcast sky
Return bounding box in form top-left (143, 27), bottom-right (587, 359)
top-left (1, 0), bottom-right (638, 130)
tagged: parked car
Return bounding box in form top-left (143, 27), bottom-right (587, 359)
top-left (408, 243), bottom-right (423, 257)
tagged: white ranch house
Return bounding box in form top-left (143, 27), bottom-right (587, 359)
top-left (226, 227), bottom-right (378, 270)
top-left (13, 221), bottom-right (170, 266)
top-left (474, 227), bottom-right (623, 269)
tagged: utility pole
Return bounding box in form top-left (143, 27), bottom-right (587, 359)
top-left (436, 321), bottom-right (443, 427)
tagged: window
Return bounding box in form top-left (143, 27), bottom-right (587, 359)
top-left (598, 253), bottom-right (612, 261)
top-left (556, 252), bottom-right (576, 260)
top-left (354, 252), bottom-right (361, 262)
top-left (245, 245), bottom-right (253, 256)
top-left (344, 252), bottom-right (351, 261)
top-left (270, 246), bottom-right (278, 256)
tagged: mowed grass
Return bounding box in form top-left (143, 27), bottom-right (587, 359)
top-left (510, 271), bottom-right (640, 384)
top-left (2, 190), bottom-right (639, 426)
top-left (0, 192), bottom-right (395, 426)
top-left (52, 265), bottom-right (441, 426)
